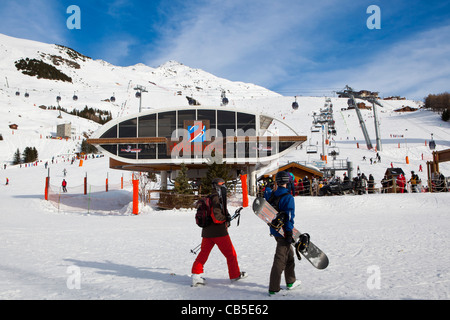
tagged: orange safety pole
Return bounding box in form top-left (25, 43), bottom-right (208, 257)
top-left (121, 176), bottom-right (124, 189)
top-left (132, 179), bottom-right (139, 215)
top-left (240, 174), bottom-right (249, 207)
top-left (84, 176), bottom-right (87, 195)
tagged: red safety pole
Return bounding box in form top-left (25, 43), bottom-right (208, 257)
top-left (240, 174), bottom-right (249, 208)
top-left (84, 174), bottom-right (87, 195)
top-left (132, 179), bottom-right (139, 215)
top-left (45, 177), bottom-right (49, 200)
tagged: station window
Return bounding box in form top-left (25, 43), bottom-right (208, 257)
top-left (138, 114), bottom-right (156, 137)
top-left (217, 110), bottom-right (236, 138)
top-left (198, 109), bottom-right (216, 137)
top-left (178, 110), bottom-right (197, 133)
top-left (100, 144), bottom-right (117, 156)
top-left (100, 125), bottom-right (117, 139)
top-left (119, 118), bottom-right (137, 138)
top-left (237, 113), bottom-right (256, 136)
top-left (158, 112), bottom-right (176, 138)
top-left (157, 143), bottom-right (171, 159)
top-left (118, 144), bottom-right (138, 159)
top-left (138, 144), bottom-right (157, 159)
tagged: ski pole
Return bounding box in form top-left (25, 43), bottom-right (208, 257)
top-left (190, 207), bottom-right (244, 255)
top-left (230, 207), bottom-right (243, 227)
top-left (190, 243), bottom-right (201, 255)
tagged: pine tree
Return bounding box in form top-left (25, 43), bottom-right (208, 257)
top-left (442, 108), bottom-right (450, 122)
top-left (22, 147), bottom-right (38, 163)
top-left (13, 148), bottom-right (21, 165)
top-left (32, 147), bottom-right (38, 161)
top-left (22, 147), bottom-right (31, 163)
top-left (201, 161), bottom-right (233, 195)
top-left (81, 139), bottom-right (98, 154)
top-left (174, 163), bottom-right (193, 195)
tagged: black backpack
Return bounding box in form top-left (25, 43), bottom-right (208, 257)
top-left (268, 192), bottom-right (290, 230)
top-left (268, 192), bottom-right (289, 212)
top-left (195, 195), bottom-right (213, 228)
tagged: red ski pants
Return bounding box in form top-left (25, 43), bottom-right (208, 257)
top-left (191, 235), bottom-right (241, 279)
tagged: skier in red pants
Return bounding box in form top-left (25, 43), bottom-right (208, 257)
top-left (191, 178), bottom-right (247, 286)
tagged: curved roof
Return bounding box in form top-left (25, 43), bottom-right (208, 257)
top-left (87, 106), bottom-right (306, 170)
top-left (91, 106), bottom-right (298, 139)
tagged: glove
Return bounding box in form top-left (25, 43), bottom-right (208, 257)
top-left (284, 230), bottom-right (294, 244)
top-left (225, 213), bottom-right (232, 227)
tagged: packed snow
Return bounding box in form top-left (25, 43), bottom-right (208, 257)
top-left (1, 156), bottom-right (450, 300)
top-left (1, 33), bottom-right (450, 300)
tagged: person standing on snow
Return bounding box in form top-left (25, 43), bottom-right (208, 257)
top-left (266, 171), bottom-right (301, 296)
top-left (62, 179), bottom-right (68, 193)
top-left (191, 178), bottom-right (247, 286)
top-left (397, 174), bottom-right (406, 193)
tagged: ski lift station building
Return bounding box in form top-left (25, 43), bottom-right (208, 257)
top-left (57, 123), bottom-right (72, 139)
top-left (87, 106), bottom-right (307, 195)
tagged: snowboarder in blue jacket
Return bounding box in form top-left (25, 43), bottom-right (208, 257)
top-left (266, 171), bottom-right (300, 295)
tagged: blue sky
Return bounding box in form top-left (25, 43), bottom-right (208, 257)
top-left (0, 0), bottom-right (449, 100)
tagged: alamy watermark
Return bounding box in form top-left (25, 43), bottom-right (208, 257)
top-left (367, 5), bottom-right (381, 30)
top-left (66, 265), bottom-right (81, 290)
top-left (168, 127), bottom-right (277, 164)
top-left (366, 265), bottom-right (381, 290)
top-left (67, 5), bottom-right (81, 30)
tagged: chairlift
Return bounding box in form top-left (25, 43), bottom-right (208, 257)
top-left (306, 145), bottom-right (318, 154)
top-left (311, 126), bottom-right (320, 133)
top-left (56, 94), bottom-right (61, 102)
top-left (220, 90), bottom-right (228, 106)
top-left (328, 141), bottom-right (340, 156)
top-left (429, 133), bottom-right (436, 150)
top-left (187, 96), bottom-right (196, 106)
top-left (24, 92), bottom-right (29, 98)
top-left (306, 139), bottom-right (318, 154)
top-left (135, 92), bottom-right (141, 98)
top-left (292, 96), bottom-right (299, 110)
top-left (328, 147), bottom-right (339, 157)
top-left (347, 98), bottom-right (354, 107)
top-left (15, 91), bottom-right (20, 96)
top-left (73, 92), bottom-right (78, 101)
top-left (111, 93), bottom-right (116, 103)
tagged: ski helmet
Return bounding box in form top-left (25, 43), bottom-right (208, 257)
top-left (275, 171), bottom-right (291, 184)
top-left (212, 177), bottom-right (225, 186)
top-left (212, 178), bottom-right (226, 191)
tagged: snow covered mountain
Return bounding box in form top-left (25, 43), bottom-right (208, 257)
top-left (0, 32), bottom-right (449, 185)
top-left (0, 33), bottom-right (278, 163)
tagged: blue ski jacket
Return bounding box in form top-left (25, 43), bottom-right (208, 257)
top-left (265, 187), bottom-right (295, 238)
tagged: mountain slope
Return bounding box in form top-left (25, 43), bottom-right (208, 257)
top-left (0, 33), bottom-right (278, 163)
top-left (0, 32), bottom-right (449, 184)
